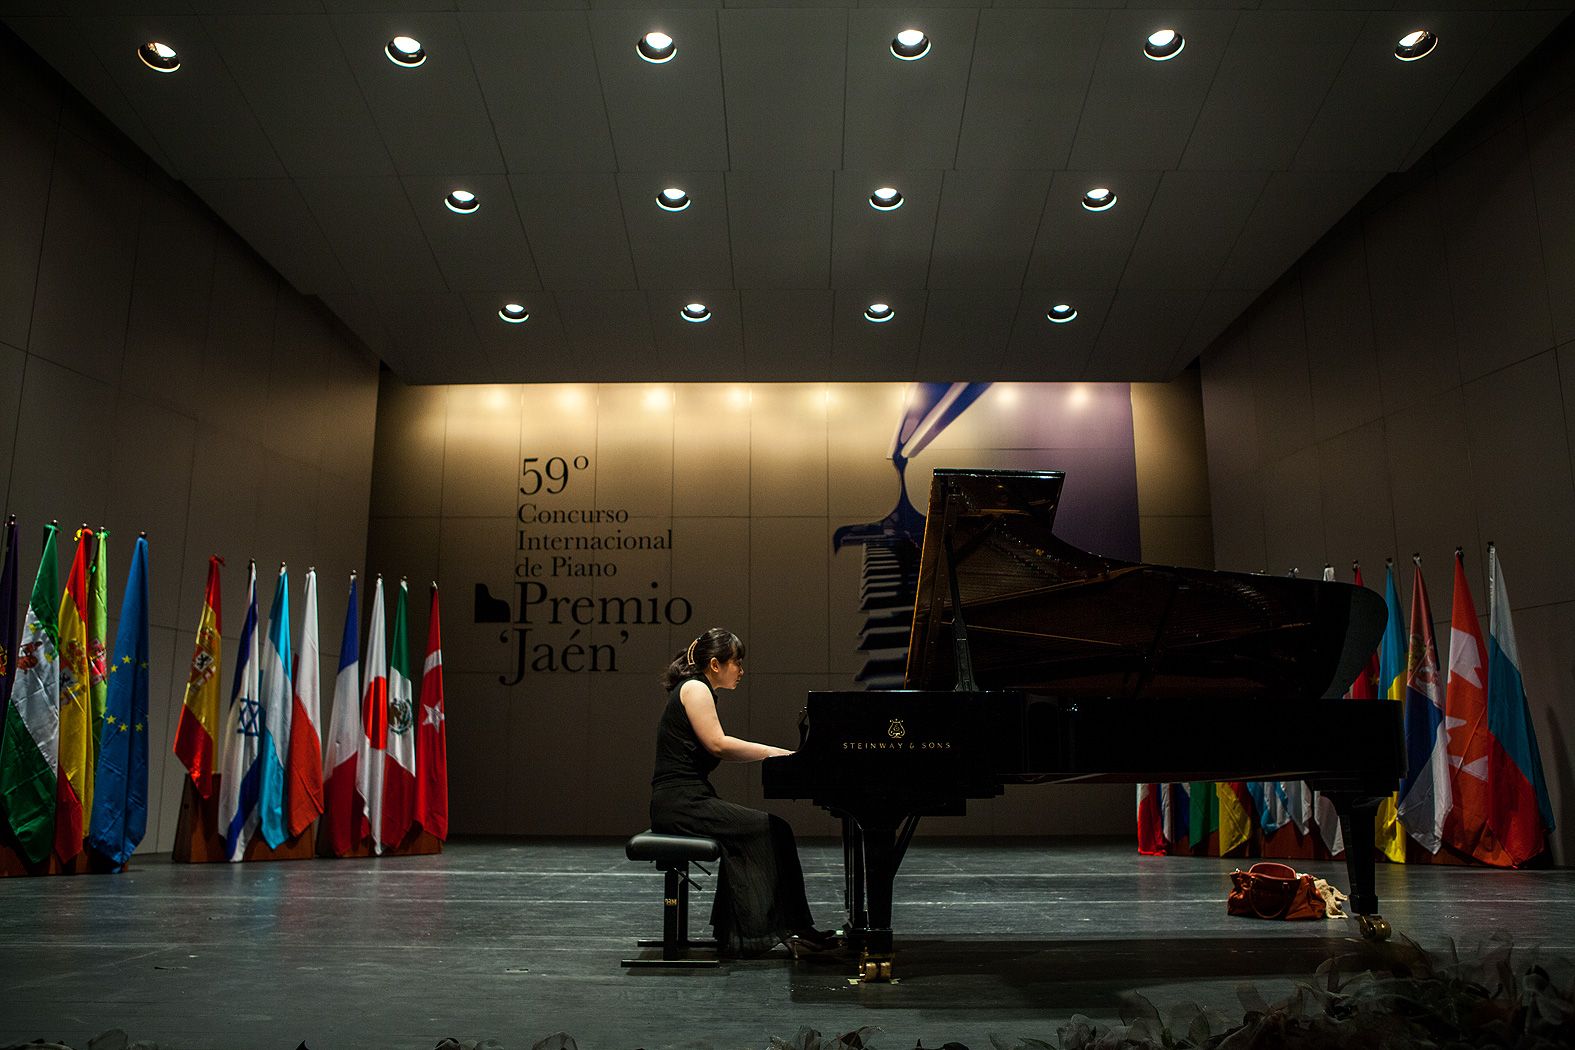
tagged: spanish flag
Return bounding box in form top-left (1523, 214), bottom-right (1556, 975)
top-left (55, 527), bottom-right (94, 862)
top-left (174, 556), bottom-right (223, 798)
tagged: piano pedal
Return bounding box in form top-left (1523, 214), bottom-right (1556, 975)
top-left (1356, 914), bottom-right (1392, 941)
top-left (854, 955), bottom-right (895, 984)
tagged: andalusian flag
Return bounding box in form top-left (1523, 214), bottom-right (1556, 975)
top-left (355, 576), bottom-right (388, 853)
top-left (55, 527), bottom-right (94, 862)
top-left (257, 565), bottom-right (292, 848)
top-left (1374, 563), bottom-right (1407, 862)
top-left (174, 557), bottom-right (223, 797)
top-left (87, 529), bottom-right (108, 780)
top-left (414, 584), bottom-right (448, 840)
top-left (1, 523), bottom-right (61, 863)
top-left (286, 568), bottom-right (323, 838)
top-left (88, 535), bottom-right (149, 867)
top-left (381, 579), bottom-right (417, 848)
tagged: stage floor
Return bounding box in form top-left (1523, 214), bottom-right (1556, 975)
top-left (2, 838), bottom-right (1571, 1050)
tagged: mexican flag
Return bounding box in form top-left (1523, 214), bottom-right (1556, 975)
top-left (381, 579), bottom-right (417, 849)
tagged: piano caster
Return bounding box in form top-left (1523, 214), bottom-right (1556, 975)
top-left (858, 954), bottom-right (895, 984)
top-left (1356, 914), bottom-right (1391, 941)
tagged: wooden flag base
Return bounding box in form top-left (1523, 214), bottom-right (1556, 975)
top-left (0, 820), bottom-right (127, 877)
top-left (172, 777), bottom-right (316, 863)
top-left (316, 821), bottom-right (443, 858)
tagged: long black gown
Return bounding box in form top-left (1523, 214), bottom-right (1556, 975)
top-left (648, 675), bottom-right (815, 956)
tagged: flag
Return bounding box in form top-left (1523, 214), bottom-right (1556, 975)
top-left (55, 527), bottom-right (94, 862)
top-left (217, 562), bottom-right (262, 862)
top-left (1485, 545), bottom-right (1556, 865)
top-left (1189, 780), bottom-right (1218, 852)
top-left (414, 583), bottom-right (448, 841)
top-left (88, 535), bottom-right (149, 866)
top-left (1441, 549), bottom-right (1511, 864)
top-left (87, 530), bottom-right (109, 785)
top-left (1160, 783), bottom-right (1187, 852)
top-left (1248, 781), bottom-right (1291, 835)
top-left (1397, 557), bottom-right (1451, 853)
top-left (1136, 784), bottom-right (1165, 855)
top-left (174, 557), bottom-right (223, 798)
top-left (321, 574), bottom-right (362, 856)
top-left (1315, 794), bottom-right (1345, 856)
top-left (381, 579), bottom-right (417, 849)
top-left (355, 576), bottom-right (388, 853)
top-left (286, 568), bottom-right (323, 838)
top-left (1373, 563), bottom-right (1407, 863)
top-left (1345, 563), bottom-right (1380, 699)
top-left (1, 522), bottom-right (60, 863)
top-left (257, 565), bottom-right (293, 848)
top-left (1217, 782), bottom-right (1253, 854)
top-left (0, 518), bottom-right (17, 776)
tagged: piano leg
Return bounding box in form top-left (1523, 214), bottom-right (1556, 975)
top-left (842, 815), bottom-right (867, 957)
top-left (857, 819), bottom-right (900, 983)
top-left (1329, 791), bottom-right (1392, 941)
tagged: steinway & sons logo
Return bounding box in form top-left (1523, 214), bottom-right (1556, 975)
top-left (843, 719), bottom-right (952, 751)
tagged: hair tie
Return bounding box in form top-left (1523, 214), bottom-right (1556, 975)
top-left (685, 637), bottom-right (699, 666)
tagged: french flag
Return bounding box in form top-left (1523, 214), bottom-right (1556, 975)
top-left (320, 574), bottom-right (362, 856)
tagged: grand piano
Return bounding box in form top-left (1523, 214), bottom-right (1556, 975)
top-left (762, 468), bottom-right (1403, 983)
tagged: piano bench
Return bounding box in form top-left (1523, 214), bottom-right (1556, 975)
top-left (621, 831), bottom-right (722, 969)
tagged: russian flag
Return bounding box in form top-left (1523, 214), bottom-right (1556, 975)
top-left (1486, 546), bottom-right (1555, 865)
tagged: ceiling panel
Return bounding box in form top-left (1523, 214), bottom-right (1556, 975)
top-left (591, 9), bottom-right (728, 171)
top-left (927, 170), bottom-right (1051, 288)
top-left (330, 11), bottom-right (504, 176)
top-left (1170, 286), bottom-right (1261, 376)
top-left (1089, 288), bottom-right (1208, 380)
top-left (915, 290), bottom-right (1018, 379)
top-left (297, 175), bottom-right (448, 294)
top-left (202, 12), bottom-right (393, 179)
top-left (554, 290), bottom-right (655, 376)
top-left (318, 288), bottom-right (395, 360)
top-left (953, 9), bottom-right (1105, 171)
top-left (843, 8), bottom-right (979, 171)
top-left (650, 289), bottom-right (743, 376)
top-left (1295, 9), bottom-right (1498, 172)
top-left (831, 169), bottom-right (943, 289)
top-left (462, 11), bottom-right (616, 174)
top-left (1214, 170), bottom-right (1381, 290)
top-left (830, 289), bottom-right (926, 381)
top-left (720, 9), bottom-right (847, 171)
top-left (1067, 9), bottom-right (1240, 171)
top-left (998, 290), bottom-right (1114, 381)
top-left (1180, 10), bottom-right (1365, 171)
top-left (401, 172), bottom-right (542, 291)
top-left (79, 15), bottom-right (284, 179)
top-left (1023, 170), bottom-right (1160, 290)
top-left (187, 177), bottom-right (352, 296)
top-left (374, 291), bottom-right (492, 384)
top-left (1121, 170), bottom-right (1269, 290)
top-left (727, 170), bottom-right (834, 289)
top-left (463, 292), bottom-right (571, 385)
top-left (618, 171), bottom-right (734, 289)
top-left (511, 173), bottom-right (636, 289)
top-left (741, 290), bottom-right (833, 381)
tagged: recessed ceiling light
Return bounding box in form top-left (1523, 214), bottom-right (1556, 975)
top-left (385, 35), bottom-right (426, 67)
top-left (1046, 304), bottom-right (1078, 324)
top-left (1395, 30), bottom-right (1437, 62)
top-left (681, 303), bottom-right (711, 323)
top-left (656, 187), bottom-right (691, 212)
top-left (869, 187), bottom-right (904, 211)
top-left (1081, 187), bottom-right (1116, 212)
top-left (1143, 28), bottom-right (1184, 61)
top-left (137, 42), bottom-right (180, 73)
top-left (444, 190), bottom-right (478, 215)
top-left (891, 29), bottom-right (930, 61)
top-left (638, 31), bottom-right (676, 64)
top-left (498, 303), bottom-right (529, 324)
top-left (864, 303), bottom-right (895, 323)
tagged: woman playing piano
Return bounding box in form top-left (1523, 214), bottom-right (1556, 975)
top-left (649, 626), bottom-right (836, 958)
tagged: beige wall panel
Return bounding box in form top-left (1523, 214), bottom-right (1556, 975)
top-left (749, 383), bottom-right (829, 517)
top-left (519, 386), bottom-right (599, 478)
top-left (1199, 326), bottom-right (1259, 484)
top-left (1131, 372), bottom-right (1210, 519)
top-left (0, 101), bottom-right (53, 352)
top-left (579, 672), bottom-right (663, 836)
top-left (590, 517), bottom-right (674, 672)
top-left (176, 427), bottom-right (262, 637)
top-left (1528, 100), bottom-right (1575, 345)
top-left (312, 468), bottom-right (373, 601)
top-left (320, 344), bottom-right (379, 484)
top-left (512, 673), bottom-right (592, 837)
top-left (106, 395), bottom-right (196, 631)
top-left (671, 516), bottom-right (750, 654)
top-left (438, 516), bottom-right (517, 681)
top-left (1138, 516), bottom-right (1214, 569)
top-left (10, 355), bottom-right (115, 533)
top-left (370, 378), bottom-right (446, 519)
top-left (445, 672), bottom-right (515, 835)
top-left (1261, 448), bottom-right (1324, 576)
top-left (265, 295), bottom-right (333, 466)
top-left (672, 384), bottom-right (751, 518)
top-left (1315, 420), bottom-right (1396, 576)
top-left (442, 385), bottom-right (524, 520)
top-left (1246, 279), bottom-right (1314, 463)
top-left (826, 527), bottom-right (869, 681)
top-left (595, 385), bottom-right (675, 518)
top-left (200, 241), bottom-right (279, 440)
top-left (141, 625), bottom-right (183, 851)
top-left (1300, 224), bottom-right (1385, 443)
top-left (1383, 389), bottom-right (1484, 582)
top-left (0, 342), bottom-right (24, 503)
top-left (827, 384), bottom-right (906, 522)
top-left (364, 516), bottom-right (439, 613)
top-left (748, 516), bottom-right (830, 675)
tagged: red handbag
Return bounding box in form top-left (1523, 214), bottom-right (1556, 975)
top-left (1227, 862), bottom-right (1345, 921)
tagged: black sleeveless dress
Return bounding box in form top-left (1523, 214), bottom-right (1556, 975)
top-left (649, 676), bottom-right (815, 955)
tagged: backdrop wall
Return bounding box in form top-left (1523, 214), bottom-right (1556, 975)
top-left (1199, 23), bottom-right (1575, 864)
top-left (0, 30), bottom-right (380, 854)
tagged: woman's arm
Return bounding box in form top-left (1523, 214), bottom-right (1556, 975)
top-left (680, 681), bottom-right (792, 762)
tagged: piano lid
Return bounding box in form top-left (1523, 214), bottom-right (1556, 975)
top-left (903, 469), bottom-right (1386, 702)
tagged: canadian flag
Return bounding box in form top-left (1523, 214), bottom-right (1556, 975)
top-left (380, 578), bottom-right (418, 849)
top-left (319, 574), bottom-right (361, 856)
top-left (355, 576), bottom-right (388, 852)
top-left (414, 584), bottom-right (448, 840)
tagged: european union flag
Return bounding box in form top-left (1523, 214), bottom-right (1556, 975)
top-left (88, 535), bottom-right (149, 868)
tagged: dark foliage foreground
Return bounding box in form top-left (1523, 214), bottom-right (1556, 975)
top-left (4, 936), bottom-right (1572, 1050)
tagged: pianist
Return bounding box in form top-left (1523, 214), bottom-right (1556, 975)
top-left (649, 626), bottom-right (836, 958)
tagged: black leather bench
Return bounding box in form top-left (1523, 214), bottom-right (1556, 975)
top-left (621, 831), bottom-right (722, 968)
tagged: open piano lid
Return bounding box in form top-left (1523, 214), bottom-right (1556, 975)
top-left (903, 469), bottom-right (1386, 702)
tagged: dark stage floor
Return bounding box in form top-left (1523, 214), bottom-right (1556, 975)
top-left (2, 838), bottom-right (1572, 1050)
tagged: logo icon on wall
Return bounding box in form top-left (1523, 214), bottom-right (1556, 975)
top-left (887, 719), bottom-right (906, 740)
